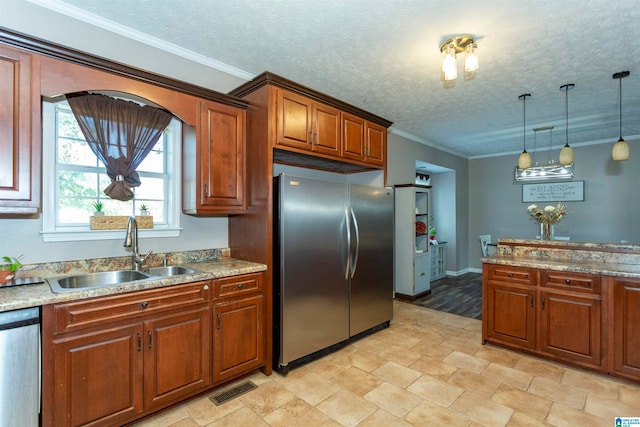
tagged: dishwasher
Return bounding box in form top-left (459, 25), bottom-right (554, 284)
top-left (0, 306), bottom-right (40, 427)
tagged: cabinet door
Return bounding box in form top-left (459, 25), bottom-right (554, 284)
top-left (311, 102), bottom-right (340, 155)
top-left (143, 306), bottom-right (211, 410)
top-left (197, 100), bottom-right (246, 212)
top-left (613, 278), bottom-right (640, 380)
top-left (276, 89), bottom-right (313, 150)
top-left (414, 254), bottom-right (430, 294)
top-left (539, 290), bottom-right (601, 368)
top-left (364, 121), bottom-right (386, 166)
top-left (213, 295), bottom-right (265, 382)
top-left (0, 45), bottom-right (41, 214)
top-left (341, 112), bottom-right (365, 161)
top-left (52, 323), bottom-right (143, 427)
top-left (485, 282), bottom-right (536, 350)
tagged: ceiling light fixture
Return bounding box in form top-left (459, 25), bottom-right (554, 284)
top-left (515, 125), bottom-right (574, 181)
top-left (559, 83), bottom-right (575, 165)
top-left (439, 35), bottom-right (478, 81)
top-left (517, 93), bottom-right (532, 169)
top-left (612, 70), bottom-right (630, 161)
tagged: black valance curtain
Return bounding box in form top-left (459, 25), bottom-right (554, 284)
top-left (66, 93), bottom-right (173, 201)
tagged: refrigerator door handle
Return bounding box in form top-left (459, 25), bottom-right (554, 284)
top-left (344, 207), bottom-right (351, 280)
top-left (350, 207), bottom-right (360, 279)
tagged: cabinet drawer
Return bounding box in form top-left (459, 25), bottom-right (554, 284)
top-left (214, 273), bottom-right (263, 299)
top-left (53, 281), bottom-right (212, 334)
top-left (541, 271), bottom-right (600, 294)
top-left (487, 265), bottom-right (536, 286)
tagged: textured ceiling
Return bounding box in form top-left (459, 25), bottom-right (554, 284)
top-left (34, 0), bottom-right (640, 158)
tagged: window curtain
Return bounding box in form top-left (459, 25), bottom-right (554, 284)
top-left (66, 92), bottom-right (173, 201)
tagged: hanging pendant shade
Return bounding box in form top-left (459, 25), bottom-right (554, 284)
top-left (612, 71), bottom-right (630, 161)
top-left (518, 93), bottom-right (532, 169)
top-left (559, 84), bottom-right (575, 165)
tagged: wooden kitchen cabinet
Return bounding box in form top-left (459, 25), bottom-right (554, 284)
top-left (183, 99), bottom-right (246, 215)
top-left (538, 270), bottom-right (602, 369)
top-left (51, 323), bottom-right (143, 427)
top-left (0, 44), bottom-right (41, 214)
top-left (213, 273), bottom-right (265, 382)
top-left (539, 289), bottom-right (601, 368)
top-left (143, 306), bottom-right (211, 410)
top-left (483, 265), bottom-right (537, 350)
top-left (340, 113), bottom-right (386, 167)
top-left (483, 265), bottom-right (609, 375)
top-left (276, 88), bottom-right (341, 156)
top-left (43, 281), bottom-right (212, 427)
top-left (612, 277), bottom-right (640, 381)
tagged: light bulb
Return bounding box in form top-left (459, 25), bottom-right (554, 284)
top-left (442, 45), bottom-right (457, 80)
top-left (464, 43), bottom-right (479, 72)
top-left (518, 152), bottom-right (531, 169)
top-left (559, 145), bottom-right (574, 165)
top-left (612, 138), bottom-right (630, 161)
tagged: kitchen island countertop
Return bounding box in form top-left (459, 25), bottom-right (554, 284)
top-left (0, 257), bottom-right (267, 313)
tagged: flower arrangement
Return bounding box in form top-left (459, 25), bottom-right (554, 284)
top-left (527, 202), bottom-right (567, 224)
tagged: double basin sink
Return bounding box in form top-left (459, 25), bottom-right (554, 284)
top-left (47, 265), bottom-right (203, 294)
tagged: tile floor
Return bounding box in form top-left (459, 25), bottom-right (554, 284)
top-left (133, 301), bottom-right (640, 426)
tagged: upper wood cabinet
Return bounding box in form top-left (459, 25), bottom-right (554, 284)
top-left (274, 87), bottom-right (386, 169)
top-left (230, 72), bottom-right (392, 173)
top-left (0, 44), bottom-right (41, 214)
top-left (277, 89), bottom-right (341, 156)
top-left (183, 99), bottom-right (246, 215)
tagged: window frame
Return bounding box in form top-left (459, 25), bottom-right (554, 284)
top-left (41, 100), bottom-right (182, 242)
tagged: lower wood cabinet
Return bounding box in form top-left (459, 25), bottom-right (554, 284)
top-left (612, 277), bottom-right (640, 380)
top-left (213, 273), bottom-right (265, 382)
top-left (485, 281), bottom-right (536, 350)
top-left (43, 273), bottom-right (266, 426)
top-left (483, 264), bottom-right (640, 383)
top-left (538, 289), bottom-right (601, 368)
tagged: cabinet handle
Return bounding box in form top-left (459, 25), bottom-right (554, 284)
top-left (530, 295), bottom-right (534, 308)
top-left (565, 279), bottom-right (572, 284)
top-left (541, 297), bottom-right (545, 310)
top-left (204, 183), bottom-right (208, 197)
top-left (148, 330), bottom-right (152, 349)
top-left (141, 301), bottom-right (148, 309)
top-left (508, 273), bottom-right (513, 277)
top-left (137, 333), bottom-right (142, 352)
top-left (420, 272), bottom-right (425, 276)
top-left (237, 283), bottom-right (244, 289)
top-left (217, 314), bottom-right (221, 329)
top-left (309, 131), bottom-right (313, 144)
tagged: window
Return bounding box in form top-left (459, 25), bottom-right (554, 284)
top-left (42, 98), bottom-right (182, 242)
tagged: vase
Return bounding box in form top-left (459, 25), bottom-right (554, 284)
top-left (541, 223), bottom-right (553, 240)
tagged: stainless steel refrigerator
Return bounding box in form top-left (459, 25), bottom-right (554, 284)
top-left (273, 174), bottom-right (393, 374)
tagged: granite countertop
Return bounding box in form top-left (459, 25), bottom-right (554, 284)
top-left (0, 258), bottom-right (267, 313)
top-left (482, 254), bottom-right (640, 279)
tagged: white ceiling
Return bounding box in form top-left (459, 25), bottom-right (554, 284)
top-left (31, 0), bottom-right (640, 159)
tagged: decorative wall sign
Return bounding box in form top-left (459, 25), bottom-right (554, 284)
top-left (522, 181), bottom-right (584, 203)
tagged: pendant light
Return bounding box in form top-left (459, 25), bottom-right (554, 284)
top-left (612, 71), bottom-right (630, 161)
top-left (559, 83), bottom-right (575, 165)
top-left (518, 94), bottom-right (532, 169)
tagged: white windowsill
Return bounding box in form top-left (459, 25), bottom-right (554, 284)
top-left (41, 227), bottom-right (182, 242)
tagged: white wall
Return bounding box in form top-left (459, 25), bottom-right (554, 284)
top-left (0, 2), bottom-right (248, 264)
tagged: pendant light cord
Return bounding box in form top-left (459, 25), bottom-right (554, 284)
top-left (619, 75), bottom-right (623, 139)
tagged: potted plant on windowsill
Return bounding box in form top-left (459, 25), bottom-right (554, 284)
top-left (139, 204), bottom-right (149, 216)
top-left (92, 201), bottom-right (105, 216)
top-left (0, 255), bottom-right (23, 284)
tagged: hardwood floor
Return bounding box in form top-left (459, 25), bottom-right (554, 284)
top-left (407, 273), bottom-right (482, 320)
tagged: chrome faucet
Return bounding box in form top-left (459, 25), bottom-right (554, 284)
top-left (124, 216), bottom-right (152, 270)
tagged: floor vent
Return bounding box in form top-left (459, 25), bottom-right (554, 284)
top-left (209, 381), bottom-right (257, 406)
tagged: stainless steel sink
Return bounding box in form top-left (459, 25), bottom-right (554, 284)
top-left (47, 265), bottom-right (203, 294)
top-left (142, 265), bottom-right (201, 277)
